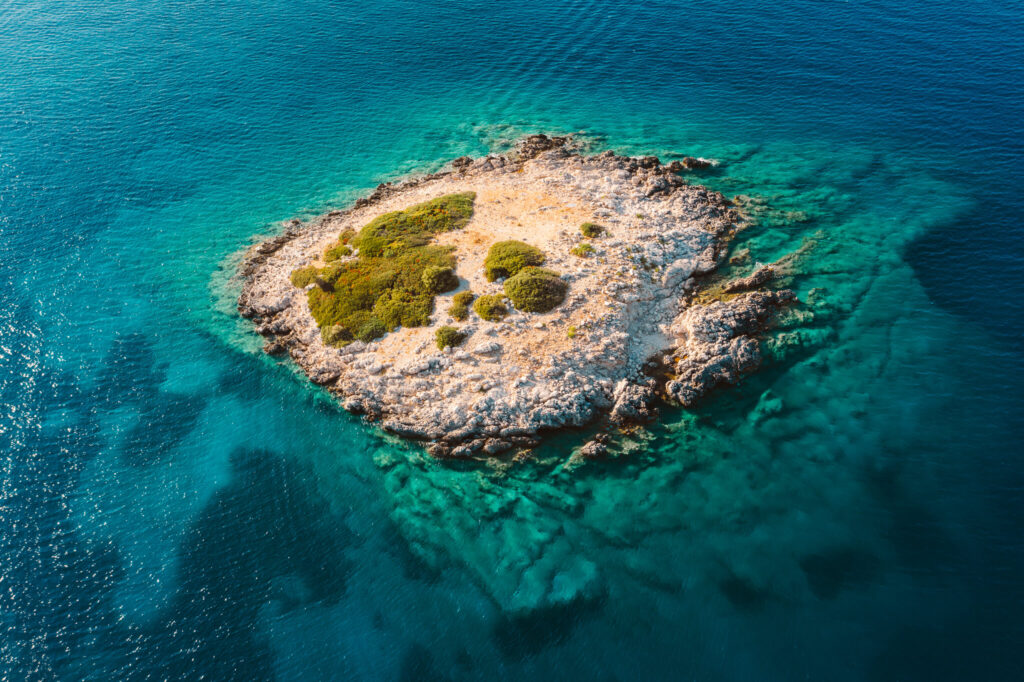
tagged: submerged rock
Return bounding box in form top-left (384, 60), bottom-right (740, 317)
top-left (578, 432), bottom-right (612, 459)
top-left (723, 264), bottom-right (776, 293)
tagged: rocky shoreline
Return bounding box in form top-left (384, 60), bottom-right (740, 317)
top-left (237, 135), bottom-right (795, 457)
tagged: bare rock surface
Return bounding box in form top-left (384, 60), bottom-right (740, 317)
top-left (666, 290), bottom-right (797, 406)
top-left (238, 135), bottom-right (793, 455)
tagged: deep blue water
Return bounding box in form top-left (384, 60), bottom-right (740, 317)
top-left (2, 1), bottom-right (1023, 679)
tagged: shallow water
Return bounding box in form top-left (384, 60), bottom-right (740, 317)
top-left (3, 1), bottom-right (1023, 680)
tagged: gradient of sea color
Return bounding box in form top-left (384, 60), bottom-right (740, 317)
top-left (3, 1), bottom-right (1023, 680)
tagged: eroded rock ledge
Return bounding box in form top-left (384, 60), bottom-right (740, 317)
top-left (238, 135), bottom-right (794, 456)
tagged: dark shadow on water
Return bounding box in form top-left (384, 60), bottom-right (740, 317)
top-left (800, 547), bottom-right (880, 600)
top-left (492, 595), bottom-right (606, 660)
top-left (120, 393), bottom-right (208, 466)
top-left (906, 203), bottom-right (1024, 345)
top-left (379, 520), bottom-right (446, 583)
top-left (96, 332), bottom-right (166, 407)
top-left (863, 463), bottom-right (957, 568)
top-left (719, 573), bottom-right (772, 612)
top-left (124, 447), bottom-right (357, 680)
top-left (398, 643), bottom-right (451, 682)
top-left (96, 333), bottom-right (211, 467)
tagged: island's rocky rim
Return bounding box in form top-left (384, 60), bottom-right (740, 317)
top-left (237, 134), bottom-right (795, 457)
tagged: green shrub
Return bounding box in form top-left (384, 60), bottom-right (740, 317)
top-left (421, 265), bottom-right (458, 294)
top-left (354, 192), bottom-right (476, 257)
top-left (339, 228), bottom-right (356, 244)
top-left (321, 324), bottom-right (352, 347)
top-left (483, 240), bottom-right (545, 281)
top-left (580, 222), bottom-right (603, 238)
top-left (566, 325), bottom-right (577, 339)
top-left (450, 291), bottom-right (474, 321)
top-left (316, 262), bottom-right (345, 284)
top-left (302, 193), bottom-right (474, 342)
top-left (290, 266), bottom-right (319, 288)
top-left (571, 243), bottom-right (595, 257)
top-left (324, 242), bottom-right (353, 261)
top-left (435, 326), bottom-right (466, 350)
top-left (372, 289), bottom-right (433, 329)
top-left (355, 318), bottom-right (387, 343)
top-left (474, 294), bottom-right (508, 322)
top-left (503, 267), bottom-right (568, 313)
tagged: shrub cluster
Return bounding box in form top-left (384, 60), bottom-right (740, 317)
top-left (321, 324), bottom-right (351, 347)
top-left (354, 318), bottom-right (387, 342)
top-left (324, 243), bottom-right (353, 261)
top-left (290, 266), bottom-right (319, 288)
top-left (503, 267), bottom-right (568, 313)
top-left (473, 294), bottom-right (508, 322)
top-left (355, 192), bottom-right (476, 257)
top-left (483, 240), bottom-right (545, 281)
top-left (571, 243), bottom-right (595, 257)
top-left (372, 288), bottom-right (433, 329)
top-left (421, 265), bottom-right (458, 294)
top-left (435, 325), bottom-right (466, 350)
top-left (580, 222), bottom-right (604, 238)
top-left (449, 291), bottom-right (474, 321)
top-left (297, 193), bottom-right (476, 343)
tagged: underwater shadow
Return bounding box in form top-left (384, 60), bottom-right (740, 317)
top-left (800, 547), bottom-right (881, 600)
top-left (491, 594), bottom-right (607, 660)
top-left (127, 447), bottom-right (357, 680)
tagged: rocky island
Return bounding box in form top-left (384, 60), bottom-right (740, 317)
top-left (238, 135), bottom-right (795, 457)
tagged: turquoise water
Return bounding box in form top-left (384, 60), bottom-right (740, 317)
top-left (3, 1), bottom-right (1023, 679)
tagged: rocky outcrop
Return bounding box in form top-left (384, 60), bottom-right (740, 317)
top-left (666, 156), bottom-right (715, 172)
top-left (665, 290), bottom-right (796, 406)
top-left (512, 133), bottom-right (575, 160)
top-left (609, 379), bottom-right (658, 425)
top-left (723, 264), bottom-right (775, 293)
top-left (578, 433), bottom-right (612, 459)
top-left (237, 135), bottom-right (791, 456)
top-left (681, 156), bottom-right (713, 170)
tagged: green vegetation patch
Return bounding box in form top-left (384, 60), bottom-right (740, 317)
top-left (354, 318), bottom-right (387, 343)
top-left (290, 266), bottom-right (319, 288)
top-left (321, 324), bottom-right (352, 347)
top-left (504, 267), bottom-right (568, 313)
top-left (580, 222), bottom-right (604, 238)
top-left (435, 325), bottom-right (466, 350)
top-left (324, 243), bottom-right (353, 261)
top-left (483, 240), bottom-right (545, 281)
top-left (372, 289), bottom-right (434, 329)
top-left (450, 291), bottom-right (474, 321)
top-left (354, 192), bottom-right (476, 257)
top-left (473, 294), bottom-right (508, 322)
top-left (571, 243), bottom-right (595, 257)
top-left (297, 193), bottom-right (476, 343)
top-left (421, 265), bottom-right (459, 294)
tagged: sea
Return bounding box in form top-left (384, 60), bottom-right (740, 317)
top-left (2, 1), bottom-right (1023, 679)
